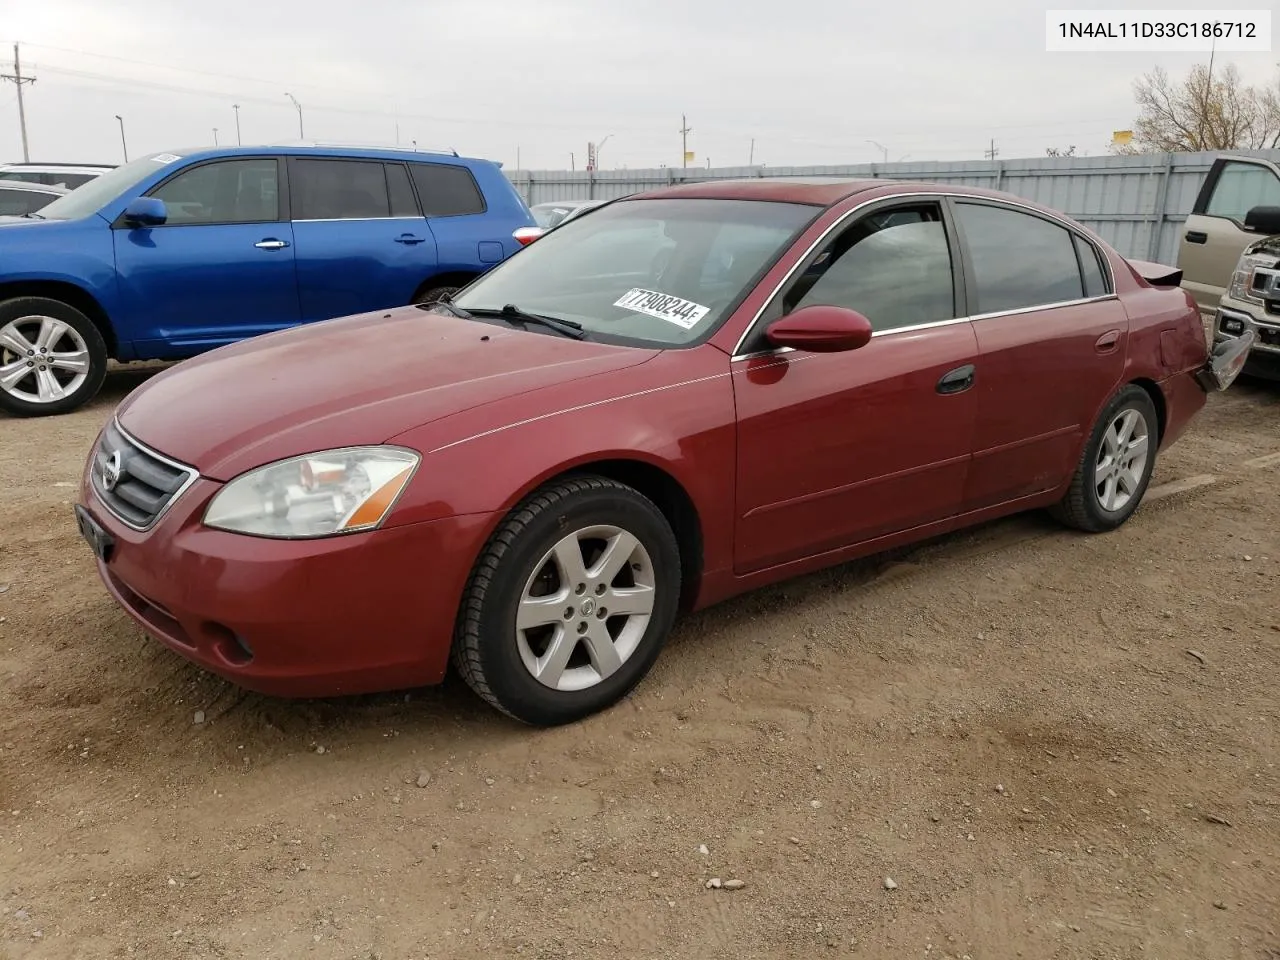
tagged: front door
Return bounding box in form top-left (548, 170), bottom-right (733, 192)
top-left (288, 157), bottom-right (440, 322)
top-left (947, 198), bottom-right (1130, 511)
top-left (113, 156), bottom-right (300, 358)
top-left (732, 199), bottom-right (979, 574)
top-left (1178, 156), bottom-right (1280, 318)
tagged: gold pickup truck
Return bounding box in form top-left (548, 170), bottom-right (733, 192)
top-left (1178, 154), bottom-right (1280, 377)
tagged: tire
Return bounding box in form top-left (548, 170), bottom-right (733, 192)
top-left (0, 297), bottom-right (108, 417)
top-left (413, 285), bottom-right (462, 306)
top-left (452, 476), bottom-right (682, 726)
top-left (1051, 384), bottom-right (1158, 533)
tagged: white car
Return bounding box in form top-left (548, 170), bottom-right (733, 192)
top-left (0, 162), bottom-right (114, 190)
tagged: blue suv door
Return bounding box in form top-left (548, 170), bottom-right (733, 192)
top-left (112, 156), bottom-right (301, 357)
top-left (288, 157), bottom-right (440, 321)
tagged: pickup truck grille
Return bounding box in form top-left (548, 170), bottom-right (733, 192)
top-left (91, 420), bottom-right (198, 530)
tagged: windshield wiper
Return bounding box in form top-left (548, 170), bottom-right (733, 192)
top-left (420, 296), bottom-right (473, 320)
top-left (468, 303), bottom-right (586, 340)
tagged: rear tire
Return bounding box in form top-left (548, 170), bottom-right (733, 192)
top-left (413, 285), bottom-right (462, 306)
top-left (0, 297), bottom-right (108, 417)
top-left (1051, 384), bottom-right (1158, 533)
top-left (452, 476), bottom-right (681, 726)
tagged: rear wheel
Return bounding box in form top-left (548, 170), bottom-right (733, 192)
top-left (413, 285), bottom-right (462, 307)
top-left (1051, 384), bottom-right (1158, 532)
top-left (0, 297), bottom-right (108, 417)
top-left (452, 476), bottom-right (681, 726)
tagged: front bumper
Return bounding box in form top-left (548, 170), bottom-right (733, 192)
top-left (76, 450), bottom-right (495, 698)
top-left (1212, 302), bottom-right (1280, 358)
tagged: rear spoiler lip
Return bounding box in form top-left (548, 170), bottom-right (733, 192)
top-left (1127, 257), bottom-right (1183, 287)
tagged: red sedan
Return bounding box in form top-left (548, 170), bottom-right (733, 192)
top-left (74, 178), bottom-right (1250, 726)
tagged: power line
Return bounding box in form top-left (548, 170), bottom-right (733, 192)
top-left (0, 42), bottom-right (35, 161)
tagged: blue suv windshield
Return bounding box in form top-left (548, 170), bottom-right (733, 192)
top-left (35, 153), bottom-right (182, 221)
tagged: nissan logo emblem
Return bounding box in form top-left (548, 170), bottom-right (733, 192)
top-left (101, 450), bottom-right (124, 491)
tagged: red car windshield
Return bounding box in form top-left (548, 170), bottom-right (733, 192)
top-left (450, 198), bottom-right (820, 347)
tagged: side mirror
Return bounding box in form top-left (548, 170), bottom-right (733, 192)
top-left (1244, 205), bottom-right (1280, 235)
top-left (122, 197), bottom-right (167, 227)
top-left (764, 304), bottom-right (874, 353)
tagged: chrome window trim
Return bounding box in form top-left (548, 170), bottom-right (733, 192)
top-left (91, 418), bottom-right (201, 533)
top-left (290, 215), bottom-right (427, 223)
top-left (728, 190), bottom-right (1119, 360)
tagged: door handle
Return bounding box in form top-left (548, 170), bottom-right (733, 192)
top-left (254, 239), bottom-right (290, 250)
top-left (1184, 231), bottom-right (1208, 244)
top-left (395, 233), bottom-right (426, 245)
top-left (1094, 329), bottom-right (1122, 352)
top-left (936, 364), bottom-right (975, 395)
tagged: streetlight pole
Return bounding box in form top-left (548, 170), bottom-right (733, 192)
top-left (595, 134), bottom-right (613, 170)
top-left (284, 92), bottom-right (304, 138)
top-left (213, 127), bottom-right (219, 145)
top-left (867, 139), bottom-right (888, 163)
top-left (114, 115), bottom-right (128, 162)
top-left (233, 104), bottom-right (241, 145)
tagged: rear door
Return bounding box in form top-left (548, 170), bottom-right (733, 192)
top-left (289, 157), bottom-right (440, 322)
top-left (949, 198), bottom-right (1129, 511)
top-left (1178, 156), bottom-right (1280, 318)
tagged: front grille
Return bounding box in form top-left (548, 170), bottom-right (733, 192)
top-left (91, 420), bottom-right (197, 530)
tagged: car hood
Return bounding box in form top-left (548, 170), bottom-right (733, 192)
top-left (117, 307), bottom-right (659, 481)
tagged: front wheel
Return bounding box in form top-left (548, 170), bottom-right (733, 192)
top-left (1051, 384), bottom-right (1158, 532)
top-left (452, 476), bottom-right (682, 726)
top-left (0, 297), bottom-right (108, 417)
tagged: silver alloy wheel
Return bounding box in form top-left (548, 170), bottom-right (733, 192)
top-left (1094, 407), bottom-right (1150, 512)
top-left (516, 524), bottom-right (656, 692)
top-left (0, 314), bottom-right (92, 404)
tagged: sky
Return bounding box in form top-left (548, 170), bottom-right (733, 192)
top-left (0, 0), bottom-right (1276, 171)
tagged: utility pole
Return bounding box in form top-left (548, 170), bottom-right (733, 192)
top-left (114, 115), bottom-right (127, 162)
top-left (984, 139), bottom-right (998, 161)
top-left (233, 104), bottom-right (241, 144)
top-left (680, 114), bottom-right (691, 169)
top-left (1, 43), bottom-right (36, 162)
top-left (570, 152), bottom-right (575, 171)
top-left (749, 138), bottom-right (755, 166)
top-left (284, 92), bottom-right (304, 138)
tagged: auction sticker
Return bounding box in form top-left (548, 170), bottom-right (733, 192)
top-left (614, 288), bottom-right (709, 329)
top-left (152, 153), bottom-right (182, 164)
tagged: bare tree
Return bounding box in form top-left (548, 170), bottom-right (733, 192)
top-left (1046, 145), bottom-right (1077, 157)
top-left (1113, 63), bottom-right (1280, 154)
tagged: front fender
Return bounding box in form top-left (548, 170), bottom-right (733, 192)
top-left (386, 346), bottom-right (738, 590)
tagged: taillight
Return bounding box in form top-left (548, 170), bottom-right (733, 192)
top-left (514, 226), bottom-right (544, 246)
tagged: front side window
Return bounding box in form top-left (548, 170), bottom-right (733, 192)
top-left (151, 159), bottom-right (280, 225)
top-left (1205, 161), bottom-right (1280, 222)
top-left (782, 204), bottom-right (956, 332)
top-left (290, 159), bottom-right (390, 220)
top-left (955, 202), bottom-right (1085, 314)
top-left (449, 198), bottom-right (819, 347)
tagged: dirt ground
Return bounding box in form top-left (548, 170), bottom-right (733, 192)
top-left (1, 364), bottom-right (1278, 960)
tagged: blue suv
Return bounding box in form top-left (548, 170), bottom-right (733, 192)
top-left (0, 144), bottom-right (540, 416)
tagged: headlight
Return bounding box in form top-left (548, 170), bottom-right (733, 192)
top-left (203, 446), bottom-right (420, 539)
top-left (1228, 252), bottom-right (1275, 305)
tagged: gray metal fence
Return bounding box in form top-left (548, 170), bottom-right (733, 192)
top-left (507, 150), bottom-right (1280, 266)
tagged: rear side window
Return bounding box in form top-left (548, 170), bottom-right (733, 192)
top-left (385, 163), bottom-right (419, 217)
top-left (955, 202), bottom-right (1084, 314)
top-left (291, 159), bottom-right (391, 220)
top-left (0, 188), bottom-right (51, 216)
top-left (409, 163), bottom-right (486, 217)
top-left (1074, 234), bottom-right (1108, 298)
top-left (1204, 161), bottom-right (1280, 222)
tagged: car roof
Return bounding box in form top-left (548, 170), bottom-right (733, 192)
top-left (532, 199), bottom-right (598, 209)
top-left (630, 177), bottom-right (887, 206)
top-left (0, 180), bottom-right (69, 193)
top-left (0, 162), bottom-right (114, 172)
top-left (150, 144), bottom-right (497, 165)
